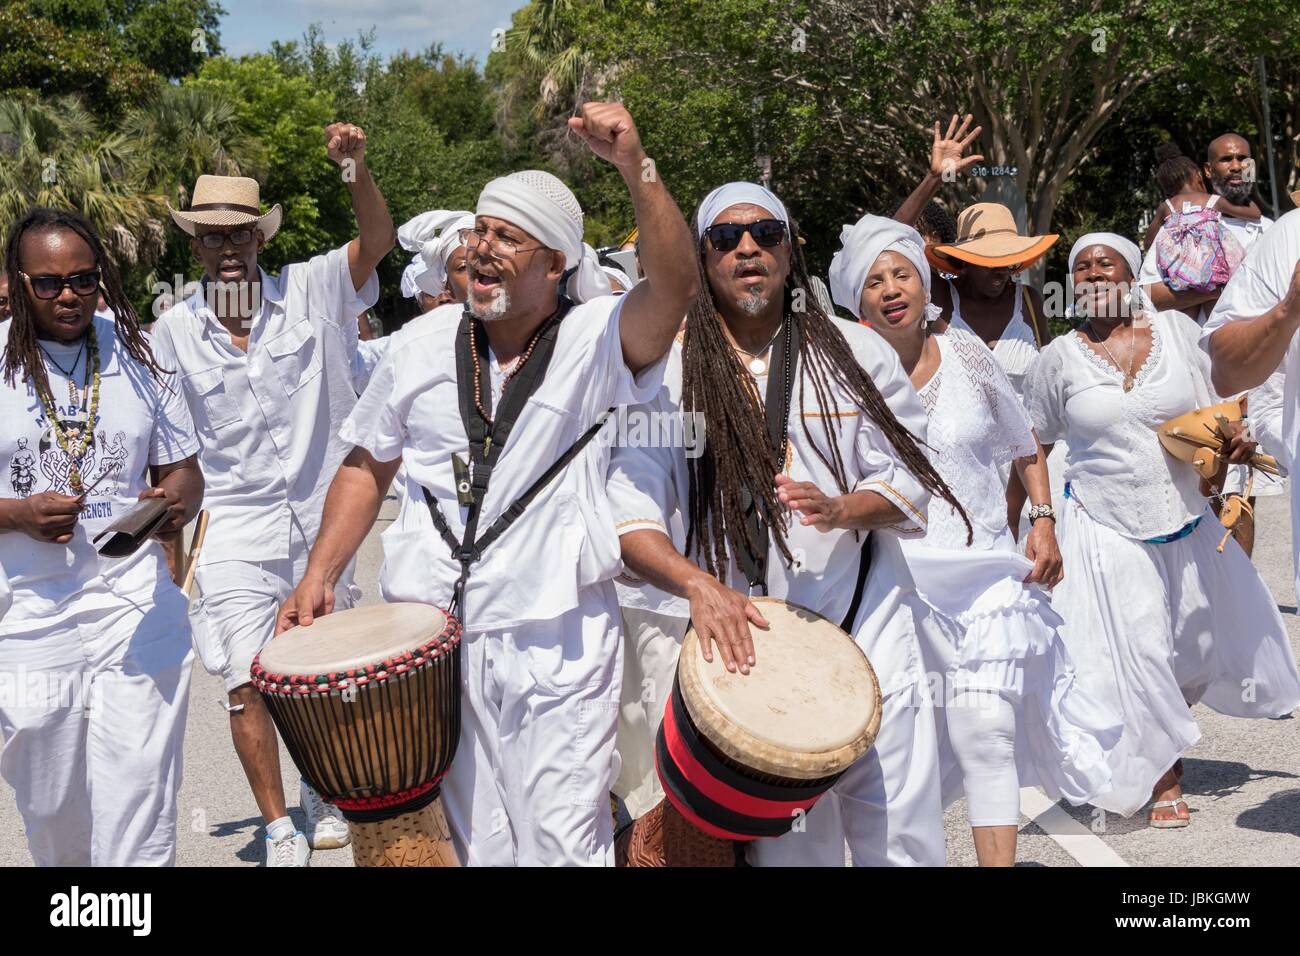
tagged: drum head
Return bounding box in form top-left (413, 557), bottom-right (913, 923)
top-left (257, 603), bottom-right (451, 676)
top-left (678, 597), bottom-right (880, 780)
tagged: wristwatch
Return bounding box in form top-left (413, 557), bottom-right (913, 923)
top-left (1027, 503), bottom-right (1056, 523)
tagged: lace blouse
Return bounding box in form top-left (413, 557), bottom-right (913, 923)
top-left (916, 328), bottom-right (1038, 551)
top-left (1025, 310), bottom-right (1217, 540)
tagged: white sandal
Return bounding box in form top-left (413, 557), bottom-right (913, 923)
top-left (1149, 798), bottom-right (1190, 829)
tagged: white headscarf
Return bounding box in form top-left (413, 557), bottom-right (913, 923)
top-left (601, 264), bottom-right (634, 292)
top-left (397, 210), bottom-right (475, 297)
top-left (1067, 232), bottom-right (1142, 281)
top-left (695, 182), bottom-right (790, 238)
top-left (829, 214), bottom-right (939, 322)
top-left (475, 170), bottom-right (611, 303)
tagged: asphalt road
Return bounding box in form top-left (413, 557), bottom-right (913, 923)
top-left (2, 486), bottom-right (1297, 867)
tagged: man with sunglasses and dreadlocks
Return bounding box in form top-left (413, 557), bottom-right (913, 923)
top-left (276, 101), bottom-right (698, 866)
top-left (148, 122), bottom-right (395, 866)
top-left (608, 182), bottom-right (967, 866)
top-left (0, 208), bottom-right (205, 865)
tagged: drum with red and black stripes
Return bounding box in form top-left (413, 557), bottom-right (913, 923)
top-left (655, 597), bottom-right (881, 844)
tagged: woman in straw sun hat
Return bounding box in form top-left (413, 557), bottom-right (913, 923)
top-left (926, 203), bottom-right (1057, 402)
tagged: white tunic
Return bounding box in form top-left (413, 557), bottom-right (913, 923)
top-left (1202, 208), bottom-right (1300, 593)
top-left (0, 315), bottom-right (199, 630)
top-left (149, 245), bottom-right (378, 563)
top-left (342, 295), bottom-right (665, 631)
top-left (608, 319), bottom-right (933, 697)
top-left (946, 280), bottom-right (1040, 404)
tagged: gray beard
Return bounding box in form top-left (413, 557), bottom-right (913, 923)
top-left (1215, 177), bottom-right (1253, 206)
top-left (738, 292), bottom-right (769, 317)
top-left (469, 288), bottom-right (511, 321)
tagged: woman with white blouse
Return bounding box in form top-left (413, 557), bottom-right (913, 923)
top-left (1025, 234), bottom-right (1300, 828)
top-left (830, 215), bottom-right (1120, 866)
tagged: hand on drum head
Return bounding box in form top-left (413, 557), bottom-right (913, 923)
top-left (684, 573), bottom-right (769, 675)
top-left (276, 572), bottom-right (336, 635)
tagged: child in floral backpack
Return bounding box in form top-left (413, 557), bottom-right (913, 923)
top-left (1145, 141), bottom-right (1259, 295)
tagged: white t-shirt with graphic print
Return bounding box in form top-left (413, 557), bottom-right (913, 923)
top-left (0, 314), bottom-right (199, 630)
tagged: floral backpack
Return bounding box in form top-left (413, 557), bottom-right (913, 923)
top-left (1154, 194), bottom-right (1245, 293)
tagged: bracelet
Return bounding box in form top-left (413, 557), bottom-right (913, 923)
top-left (1027, 503), bottom-right (1056, 523)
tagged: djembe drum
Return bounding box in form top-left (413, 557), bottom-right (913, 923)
top-left (251, 603), bottom-right (462, 867)
top-left (619, 597), bottom-right (881, 866)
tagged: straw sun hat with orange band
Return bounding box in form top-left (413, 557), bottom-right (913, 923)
top-left (924, 202), bottom-right (1058, 273)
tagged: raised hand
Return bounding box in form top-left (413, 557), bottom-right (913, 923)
top-left (931, 113), bottom-right (984, 181)
top-left (568, 101), bottom-right (644, 171)
top-left (325, 122), bottom-right (368, 167)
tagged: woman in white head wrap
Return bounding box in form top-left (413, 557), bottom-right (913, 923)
top-left (1023, 232), bottom-right (1300, 829)
top-left (397, 210), bottom-right (476, 311)
top-left (832, 214), bottom-right (1122, 866)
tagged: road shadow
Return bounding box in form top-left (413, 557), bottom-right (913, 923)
top-left (1181, 758), bottom-right (1298, 801)
top-left (1235, 788), bottom-right (1300, 836)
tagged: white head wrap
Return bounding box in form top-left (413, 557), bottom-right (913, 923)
top-left (695, 182), bottom-right (790, 238)
top-left (475, 171), bottom-right (611, 303)
top-left (601, 264), bottom-right (634, 292)
top-left (397, 210), bottom-right (475, 297)
top-left (1067, 232), bottom-right (1142, 281)
top-left (829, 214), bottom-right (939, 323)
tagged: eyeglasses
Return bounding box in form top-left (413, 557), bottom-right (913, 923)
top-left (704, 219), bottom-right (788, 253)
top-left (468, 226), bottom-right (546, 261)
top-left (20, 270), bottom-right (101, 300)
top-left (197, 228), bottom-right (255, 250)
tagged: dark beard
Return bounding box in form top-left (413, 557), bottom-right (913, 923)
top-left (1214, 177), bottom-right (1253, 206)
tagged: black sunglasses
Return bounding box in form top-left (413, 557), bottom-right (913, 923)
top-left (704, 219), bottom-right (788, 253)
top-left (20, 270), bottom-right (101, 300)
top-left (198, 228), bottom-right (255, 250)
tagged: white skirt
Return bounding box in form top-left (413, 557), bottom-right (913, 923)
top-left (904, 536), bottom-right (1122, 809)
top-left (1053, 497), bottom-right (1300, 816)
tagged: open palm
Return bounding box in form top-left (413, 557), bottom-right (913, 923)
top-left (931, 113), bottom-right (984, 180)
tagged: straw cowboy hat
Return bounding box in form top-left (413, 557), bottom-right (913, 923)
top-left (925, 202), bottom-right (1057, 273)
top-left (167, 175), bottom-right (282, 241)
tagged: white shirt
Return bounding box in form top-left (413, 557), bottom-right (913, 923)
top-left (1201, 208), bottom-right (1300, 593)
top-left (1140, 212), bottom-right (1273, 321)
top-left (914, 327), bottom-right (1037, 550)
top-left (607, 320), bottom-right (933, 694)
top-left (1027, 310), bottom-right (1217, 540)
top-left (342, 295), bottom-right (665, 631)
top-left (149, 245), bottom-right (378, 563)
top-left (947, 280), bottom-right (1040, 404)
top-left (0, 315), bottom-right (199, 630)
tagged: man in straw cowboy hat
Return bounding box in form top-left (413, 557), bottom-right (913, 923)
top-left (150, 122), bottom-right (395, 866)
top-left (277, 101), bottom-right (699, 866)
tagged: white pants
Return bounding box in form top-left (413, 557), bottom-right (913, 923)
top-left (747, 687), bottom-right (946, 867)
top-left (192, 549), bottom-right (357, 692)
top-left (441, 582), bottom-right (623, 866)
top-left (612, 606), bottom-right (689, 818)
top-left (0, 590), bottom-right (193, 865)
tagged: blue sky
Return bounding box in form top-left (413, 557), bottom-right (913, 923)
top-left (216, 0), bottom-right (527, 67)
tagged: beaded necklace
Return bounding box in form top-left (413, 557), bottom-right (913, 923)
top-left (35, 323), bottom-right (101, 494)
top-left (468, 316), bottom-right (551, 427)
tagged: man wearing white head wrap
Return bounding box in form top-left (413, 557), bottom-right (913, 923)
top-left (280, 100), bottom-right (698, 866)
top-left (610, 183), bottom-right (968, 867)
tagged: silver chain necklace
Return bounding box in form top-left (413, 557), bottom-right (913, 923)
top-left (732, 319), bottom-right (785, 375)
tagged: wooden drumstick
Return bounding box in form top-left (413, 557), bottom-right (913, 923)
top-left (180, 510), bottom-right (210, 598)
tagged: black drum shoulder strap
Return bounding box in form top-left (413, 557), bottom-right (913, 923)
top-left (838, 531), bottom-right (874, 632)
top-left (734, 315), bottom-right (802, 594)
top-left (424, 296), bottom-right (612, 618)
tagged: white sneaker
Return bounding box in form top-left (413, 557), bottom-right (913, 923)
top-left (300, 780), bottom-right (350, 850)
top-left (266, 830), bottom-right (311, 867)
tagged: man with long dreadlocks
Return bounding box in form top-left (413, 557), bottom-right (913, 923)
top-left (609, 181), bottom-right (967, 866)
top-left (0, 208), bottom-right (204, 865)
